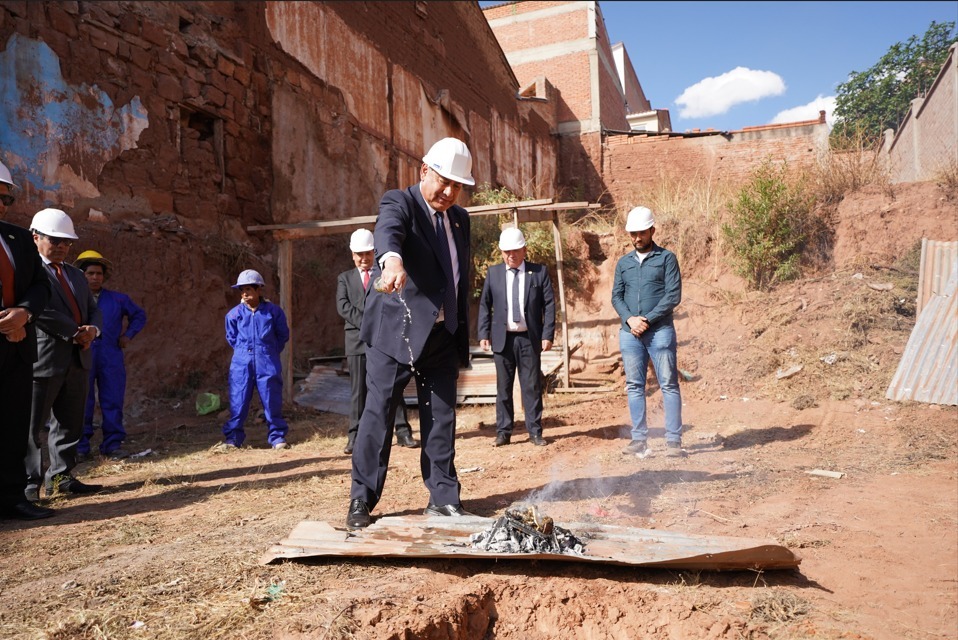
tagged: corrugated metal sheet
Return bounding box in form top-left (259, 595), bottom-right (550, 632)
top-left (917, 239), bottom-right (958, 315)
top-left (886, 260), bottom-right (958, 406)
top-left (261, 516), bottom-right (801, 571)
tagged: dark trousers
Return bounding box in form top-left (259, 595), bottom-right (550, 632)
top-left (494, 331), bottom-right (544, 437)
top-left (347, 353), bottom-right (412, 445)
top-left (0, 347), bottom-right (32, 507)
top-left (26, 351), bottom-right (89, 492)
top-left (351, 324), bottom-right (460, 511)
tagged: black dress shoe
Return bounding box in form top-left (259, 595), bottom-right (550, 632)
top-left (530, 435), bottom-right (548, 446)
top-left (396, 433), bottom-right (419, 448)
top-left (424, 503), bottom-right (475, 517)
top-left (494, 433), bottom-right (511, 447)
top-left (343, 441), bottom-right (354, 455)
top-left (346, 498), bottom-right (371, 529)
top-left (47, 475), bottom-right (103, 496)
top-left (1, 501), bottom-right (55, 520)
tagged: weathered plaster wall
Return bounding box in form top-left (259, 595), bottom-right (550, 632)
top-left (0, 1), bottom-right (559, 398)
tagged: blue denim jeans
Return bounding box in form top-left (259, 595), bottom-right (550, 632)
top-left (619, 325), bottom-right (682, 444)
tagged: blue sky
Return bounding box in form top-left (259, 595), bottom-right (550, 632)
top-left (482, 1), bottom-right (957, 133)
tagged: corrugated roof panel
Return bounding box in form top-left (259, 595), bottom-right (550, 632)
top-left (917, 239), bottom-right (958, 315)
top-left (887, 261), bottom-right (958, 406)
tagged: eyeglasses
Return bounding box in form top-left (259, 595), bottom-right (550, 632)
top-left (0, 194), bottom-right (14, 206)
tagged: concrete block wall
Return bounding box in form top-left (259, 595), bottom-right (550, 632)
top-left (883, 43), bottom-right (957, 184)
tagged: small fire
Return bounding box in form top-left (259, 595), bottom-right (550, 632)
top-left (470, 504), bottom-right (586, 555)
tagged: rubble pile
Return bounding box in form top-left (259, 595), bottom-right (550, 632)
top-left (470, 505), bottom-right (586, 556)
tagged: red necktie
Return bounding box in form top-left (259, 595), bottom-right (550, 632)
top-left (362, 269), bottom-right (370, 290)
top-left (52, 263), bottom-right (82, 324)
top-left (0, 247), bottom-right (14, 307)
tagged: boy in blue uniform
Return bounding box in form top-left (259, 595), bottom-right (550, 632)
top-left (218, 269), bottom-right (290, 450)
top-left (75, 250), bottom-right (147, 460)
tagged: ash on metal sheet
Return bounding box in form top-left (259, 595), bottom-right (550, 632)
top-left (470, 505), bottom-right (586, 555)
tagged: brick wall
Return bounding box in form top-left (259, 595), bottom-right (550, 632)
top-left (603, 120), bottom-right (830, 207)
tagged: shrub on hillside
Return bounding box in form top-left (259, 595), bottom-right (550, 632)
top-left (722, 160), bottom-right (813, 290)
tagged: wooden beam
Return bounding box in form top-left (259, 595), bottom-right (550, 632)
top-left (278, 239), bottom-right (294, 403)
top-left (552, 211), bottom-right (571, 388)
top-left (248, 215), bottom-right (378, 233)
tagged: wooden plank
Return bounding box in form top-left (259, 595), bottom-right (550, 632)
top-left (261, 516), bottom-right (801, 570)
top-left (552, 211), bottom-right (570, 388)
top-left (278, 239), bottom-right (294, 403)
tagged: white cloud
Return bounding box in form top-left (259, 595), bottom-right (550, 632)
top-left (676, 67), bottom-right (786, 118)
top-left (771, 95), bottom-right (837, 126)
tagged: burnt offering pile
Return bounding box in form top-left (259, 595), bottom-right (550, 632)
top-left (470, 505), bottom-right (586, 556)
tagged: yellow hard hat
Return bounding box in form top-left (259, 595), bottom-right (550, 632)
top-left (75, 249), bottom-right (113, 272)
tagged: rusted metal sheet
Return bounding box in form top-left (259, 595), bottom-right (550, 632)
top-left (917, 239), bottom-right (958, 315)
top-left (886, 261), bottom-right (958, 405)
top-left (261, 516), bottom-right (801, 571)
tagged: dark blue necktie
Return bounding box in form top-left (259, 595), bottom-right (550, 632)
top-left (509, 268), bottom-right (521, 323)
top-left (434, 212), bottom-right (457, 333)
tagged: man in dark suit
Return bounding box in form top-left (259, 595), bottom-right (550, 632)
top-left (336, 227), bottom-right (418, 455)
top-left (346, 137), bottom-right (475, 529)
top-left (0, 162), bottom-right (54, 520)
top-left (26, 208), bottom-right (103, 500)
top-left (478, 226), bottom-right (556, 447)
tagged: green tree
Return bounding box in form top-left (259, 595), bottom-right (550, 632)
top-left (831, 21), bottom-right (957, 148)
top-left (722, 160), bottom-right (811, 290)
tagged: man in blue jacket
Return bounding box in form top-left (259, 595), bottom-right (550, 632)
top-left (611, 206), bottom-right (684, 458)
top-left (75, 250), bottom-right (147, 460)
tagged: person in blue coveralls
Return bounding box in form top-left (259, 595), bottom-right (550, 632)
top-left (217, 269), bottom-right (290, 451)
top-left (74, 250), bottom-right (147, 461)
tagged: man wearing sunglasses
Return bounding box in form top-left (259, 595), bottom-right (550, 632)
top-left (0, 161), bottom-right (54, 520)
top-left (27, 208), bottom-right (103, 501)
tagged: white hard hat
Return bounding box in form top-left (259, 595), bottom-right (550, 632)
top-left (0, 160), bottom-right (17, 188)
top-left (625, 206), bottom-right (655, 232)
top-left (422, 137), bottom-right (475, 186)
top-left (232, 269), bottom-right (266, 289)
top-left (30, 208), bottom-right (79, 239)
top-left (349, 228), bottom-right (375, 252)
top-left (498, 227), bottom-right (527, 251)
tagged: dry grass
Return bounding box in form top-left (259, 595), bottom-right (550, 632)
top-left (808, 143), bottom-right (890, 205)
top-left (616, 171), bottom-right (737, 280)
top-left (750, 590), bottom-right (810, 623)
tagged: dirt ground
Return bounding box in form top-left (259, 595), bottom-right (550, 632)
top-left (0, 182), bottom-right (956, 640)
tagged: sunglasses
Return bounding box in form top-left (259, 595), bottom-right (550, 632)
top-left (38, 233), bottom-right (73, 247)
top-left (0, 194), bottom-right (14, 206)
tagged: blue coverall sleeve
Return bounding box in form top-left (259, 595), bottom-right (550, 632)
top-left (273, 305), bottom-right (290, 350)
top-left (122, 295), bottom-right (147, 339)
top-left (225, 308), bottom-right (239, 348)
